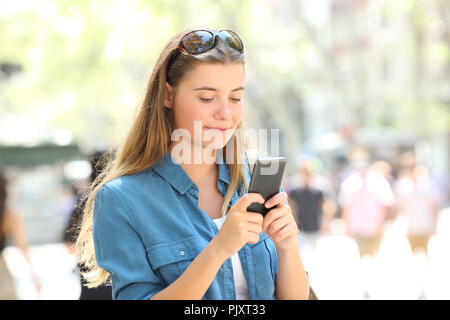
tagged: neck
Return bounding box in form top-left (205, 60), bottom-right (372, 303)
top-left (168, 140), bottom-right (219, 188)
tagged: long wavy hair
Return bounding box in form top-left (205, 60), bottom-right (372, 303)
top-left (75, 27), bottom-right (250, 288)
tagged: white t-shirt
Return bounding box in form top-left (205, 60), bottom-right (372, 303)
top-left (213, 216), bottom-right (250, 300)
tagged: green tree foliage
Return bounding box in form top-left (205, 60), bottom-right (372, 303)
top-left (0, 0), bottom-right (448, 162)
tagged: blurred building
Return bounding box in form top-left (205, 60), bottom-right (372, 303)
top-left (275, 0), bottom-right (449, 202)
top-left (0, 143), bottom-right (87, 245)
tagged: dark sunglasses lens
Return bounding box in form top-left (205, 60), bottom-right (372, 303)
top-left (218, 30), bottom-right (243, 52)
top-left (182, 31), bottom-right (215, 54)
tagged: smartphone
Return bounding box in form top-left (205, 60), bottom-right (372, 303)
top-left (246, 156), bottom-right (287, 216)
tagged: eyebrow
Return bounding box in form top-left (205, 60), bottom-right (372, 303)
top-left (193, 86), bottom-right (245, 92)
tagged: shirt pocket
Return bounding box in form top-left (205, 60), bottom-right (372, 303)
top-left (250, 232), bottom-right (277, 299)
top-left (146, 236), bottom-right (207, 286)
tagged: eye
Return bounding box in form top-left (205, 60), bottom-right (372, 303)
top-left (200, 97), bottom-right (214, 103)
top-left (230, 98), bottom-right (241, 103)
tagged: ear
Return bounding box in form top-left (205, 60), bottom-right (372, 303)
top-left (164, 82), bottom-right (174, 109)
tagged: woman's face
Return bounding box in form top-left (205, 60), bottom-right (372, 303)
top-left (165, 62), bottom-right (245, 153)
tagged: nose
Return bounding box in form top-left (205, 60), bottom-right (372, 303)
top-left (214, 99), bottom-right (232, 120)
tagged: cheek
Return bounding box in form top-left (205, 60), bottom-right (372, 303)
top-left (173, 100), bottom-right (208, 128)
top-left (191, 107), bottom-right (212, 122)
top-left (231, 104), bottom-right (243, 126)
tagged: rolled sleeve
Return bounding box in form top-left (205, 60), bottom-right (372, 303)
top-left (93, 185), bottom-right (164, 300)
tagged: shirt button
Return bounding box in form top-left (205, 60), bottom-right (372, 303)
top-left (179, 250), bottom-right (185, 256)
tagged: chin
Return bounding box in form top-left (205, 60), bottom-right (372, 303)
top-left (202, 134), bottom-right (231, 150)
top-left (202, 141), bottom-right (227, 150)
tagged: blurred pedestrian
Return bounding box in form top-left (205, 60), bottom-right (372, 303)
top-left (74, 28), bottom-right (309, 300)
top-left (370, 160), bottom-right (396, 220)
top-left (371, 160), bottom-right (393, 185)
top-left (288, 161), bottom-right (336, 249)
top-left (0, 168), bottom-right (41, 299)
top-left (338, 161), bottom-right (395, 257)
top-left (64, 150), bottom-right (112, 300)
top-left (394, 164), bottom-right (439, 255)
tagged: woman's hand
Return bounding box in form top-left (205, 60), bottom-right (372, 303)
top-left (262, 192), bottom-right (299, 252)
top-left (213, 193), bottom-right (265, 259)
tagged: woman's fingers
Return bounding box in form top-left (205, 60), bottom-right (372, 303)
top-left (264, 191), bottom-right (288, 209)
top-left (228, 192), bottom-right (294, 246)
top-left (271, 221), bottom-right (297, 243)
top-left (244, 211), bottom-right (264, 224)
top-left (246, 220), bottom-right (263, 234)
top-left (266, 213), bottom-right (293, 236)
top-left (262, 206), bottom-right (287, 232)
top-left (235, 193), bottom-right (265, 212)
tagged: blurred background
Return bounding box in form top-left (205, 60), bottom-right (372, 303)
top-left (0, 0), bottom-right (449, 299)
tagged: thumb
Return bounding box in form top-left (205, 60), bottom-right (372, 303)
top-left (235, 193), bottom-right (265, 212)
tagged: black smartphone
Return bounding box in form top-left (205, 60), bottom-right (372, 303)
top-left (246, 156), bottom-right (287, 216)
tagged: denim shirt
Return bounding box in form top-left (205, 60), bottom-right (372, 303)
top-left (93, 152), bottom-right (280, 300)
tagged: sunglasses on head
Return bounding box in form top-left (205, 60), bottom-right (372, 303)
top-left (167, 29), bottom-right (244, 71)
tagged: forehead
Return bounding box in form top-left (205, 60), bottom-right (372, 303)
top-left (180, 62), bottom-right (245, 89)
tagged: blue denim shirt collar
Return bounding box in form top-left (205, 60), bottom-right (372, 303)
top-left (152, 152), bottom-right (194, 195)
top-left (152, 151), bottom-right (231, 196)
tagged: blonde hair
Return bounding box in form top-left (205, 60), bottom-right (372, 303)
top-left (75, 28), bottom-right (249, 288)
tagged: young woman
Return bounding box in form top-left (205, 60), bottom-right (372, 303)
top-left (76, 28), bottom-right (309, 300)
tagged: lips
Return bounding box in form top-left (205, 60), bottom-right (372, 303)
top-left (205, 126), bottom-right (230, 131)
